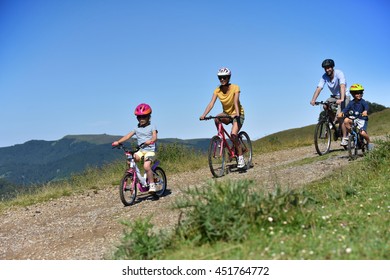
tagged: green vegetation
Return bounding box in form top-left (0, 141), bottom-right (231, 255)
top-left (111, 138), bottom-right (390, 260)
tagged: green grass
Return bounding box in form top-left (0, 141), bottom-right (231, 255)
top-left (112, 137), bottom-right (390, 260)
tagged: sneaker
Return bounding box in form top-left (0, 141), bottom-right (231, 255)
top-left (237, 156), bottom-right (246, 169)
top-left (367, 143), bottom-right (374, 151)
top-left (148, 183), bottom-right (156, 194)
top-left (340, 137), bottom-right (348, 146)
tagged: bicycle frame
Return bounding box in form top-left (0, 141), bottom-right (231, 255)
top-left (347, 112), bottom-right (367, 160)
top-left (316, 101), bottom-right (337, 128)
top-left (313, 101), bottom-right (342, 155)
top-left (202, 115), bottom-right (252, 177)
top-left (215, 121), bottom-right (238, 160)
top-left (124, 149), bottom-right (160, 193)
top-left (114, 143), bottom-right (167, 206)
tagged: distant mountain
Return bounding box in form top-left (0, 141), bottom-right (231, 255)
top-left (0, 134), bottom-right (210, 193)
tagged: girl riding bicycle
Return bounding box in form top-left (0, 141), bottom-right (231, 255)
top-left (200, 67), bottom-right (246, 168)
top-left (112, 103), bottom-right (158, 193)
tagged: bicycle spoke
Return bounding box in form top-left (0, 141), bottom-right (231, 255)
top-left (314, 121), bottom-right (331, 155)
top-left (119, 173), bottom-right (137, 206)
top-left (208, 136), bottom-right (225, 177)
top-left (153, 167), bottom-right (167, 197)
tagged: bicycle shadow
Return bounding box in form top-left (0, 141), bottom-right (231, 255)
top-left (226, 163), bottom-right (250, 175)
top-left (128, 188), bottom-right (173, 206)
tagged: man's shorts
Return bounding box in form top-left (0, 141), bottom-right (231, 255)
top-left (326, 95), bottom-right (350, 115)
top-left (134, 150), bottom-right (156, 161)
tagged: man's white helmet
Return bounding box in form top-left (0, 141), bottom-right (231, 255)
top-left (217, 67), bottom-right (231, 76)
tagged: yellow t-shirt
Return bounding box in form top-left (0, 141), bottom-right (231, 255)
top-left (213, 84), bottom-right (244, 116)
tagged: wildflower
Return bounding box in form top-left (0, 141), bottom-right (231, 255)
top-left (268, 217), bottom-right (273, 222)
top-left (346, 248), bottom-right (352, 254)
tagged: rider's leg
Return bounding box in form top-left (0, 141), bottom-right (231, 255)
top-left (214, 112), bottom-right (231, 128)
top-left (143, 152), bottom-right (156, 193)
top-left (341, 118), bottom-right (351, 146)
top-left (360, 130), bottom-right (370, 143)
top-left (231, 118), bottom-right (242, 154)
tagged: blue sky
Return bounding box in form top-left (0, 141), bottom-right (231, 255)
top-left (1, 0), bottom-right (389, 147)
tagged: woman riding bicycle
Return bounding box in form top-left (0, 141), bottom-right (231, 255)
top-left (200, 67), bottom-right (246, 168)
top-left (112, 103), bottom-right (158, 194)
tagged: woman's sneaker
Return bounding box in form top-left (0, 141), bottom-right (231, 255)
top-left (149, 183), bottom-right (156, 194)
top-left (340, 137), bottom-right (348, 146)
top-left (237, 156), bottom-right (246, 169)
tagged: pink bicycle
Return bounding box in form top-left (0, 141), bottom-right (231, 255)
top-left (113, 143), bottom-right (167, 206)
top-left (201, 116), bottom-right (253, 177)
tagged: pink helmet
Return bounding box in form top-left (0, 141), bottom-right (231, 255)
top-left (134, 103), bottom-right (152, 116)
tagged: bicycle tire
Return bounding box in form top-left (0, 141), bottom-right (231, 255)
top-left (238, 131), bottom-right (253, 169)
top-left (314, 121), bottom-right (331, 155)
top-left (153, 166), bottom-right (167, 197)
top-left (359, 135), bottom-right (368, 155)
top-left (348, 134), bottom-right (357, 160)
top-left (208, 135), bottom-right (226, 177)
top-left (119, 172), bottom-right (137, 206)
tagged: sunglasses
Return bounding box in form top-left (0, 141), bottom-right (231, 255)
top-left (218, 75), bottom-right (230, 80)
top-left (136, 115), bottom-right (149, 119)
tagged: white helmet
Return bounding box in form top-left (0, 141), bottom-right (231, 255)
top-left (217, 67), bottom-right (231, 76)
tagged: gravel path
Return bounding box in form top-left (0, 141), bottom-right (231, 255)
top-left (0, 142), bottom-right (354, 260)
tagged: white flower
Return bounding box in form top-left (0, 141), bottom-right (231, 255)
top-left (268, 217), bottom-right (273, 222)
top-left (346, 248), bottom-right (352, 254)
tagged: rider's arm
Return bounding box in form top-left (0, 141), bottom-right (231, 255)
top-left (113, 131), bottom-right (135, 146)
top-left (200, 94), bottom-right (218, 119)
top-left (310, 87), bottom-right (322, 105)
top-left (338, 84), bottom-right (346, 104)
top-left (233, 90), bottom-right (241, 117)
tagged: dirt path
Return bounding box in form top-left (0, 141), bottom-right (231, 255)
top-left (0, 142), bottom-right (354, 260)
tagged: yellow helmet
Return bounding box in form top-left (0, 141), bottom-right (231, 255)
top-left (350, 83), bottom-right (364, 93)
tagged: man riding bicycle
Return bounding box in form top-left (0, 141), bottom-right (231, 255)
top-left (310, 59), bottom-right (350, 129)
top-left (200, 67), bottom-right (246, 168)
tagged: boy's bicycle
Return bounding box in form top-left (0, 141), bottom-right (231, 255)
top-left (313, 101), bottom-right (343, 155)
top-left (113, 143), bottom-right (167, 206)
top-left (346, 111), bottom-right (368, 160)
top-left (201, 116), bottom-right (253, 178)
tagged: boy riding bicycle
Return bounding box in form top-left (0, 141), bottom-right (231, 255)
top-left (200, 67), bottom-right (246, 168)
top-left (112, 103), bottom-right (158, 194)
top-left (338, 84), bottom-right (373, 150)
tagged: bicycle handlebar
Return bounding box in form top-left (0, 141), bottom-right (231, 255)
top-left (314, 101), bottom-right (334, 106)
top-left (112, 142), bottom-right (146, 153)
top-left (200, 115), bottom-right (235, 121)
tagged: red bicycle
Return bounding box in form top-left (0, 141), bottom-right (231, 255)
top-left (113, 143), bottom-right (167, 206)
top-left (201, 116), bottom-right (253, 177)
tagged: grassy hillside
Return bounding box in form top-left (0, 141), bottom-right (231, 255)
top-left (253, 108), bottom-right (390, 153)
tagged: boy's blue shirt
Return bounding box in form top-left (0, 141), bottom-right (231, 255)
top-left (342, 98), bottom-right (369, 120)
